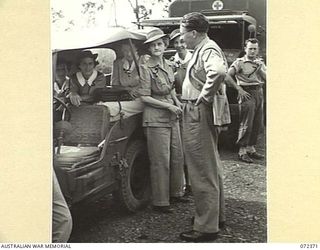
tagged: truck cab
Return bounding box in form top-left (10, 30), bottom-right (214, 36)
top-left (141, 11), bottom-right (257, 64)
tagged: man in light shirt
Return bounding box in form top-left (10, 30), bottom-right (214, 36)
top-left (178, 12), bottom-right (229, 242)
top-left (226, 38), bottom-right (266, 163)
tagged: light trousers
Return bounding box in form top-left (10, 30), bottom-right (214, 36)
top-left (182, 102), bottom-right (225, 233)
top-left (237, 88), bottom-right (264, 148)
top-left (145, 121), bottom-right (185, 206)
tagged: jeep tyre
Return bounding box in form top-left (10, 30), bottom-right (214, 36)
top-left (114, 139), bottom-right (151, 212)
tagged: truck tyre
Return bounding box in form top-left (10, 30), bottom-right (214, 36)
top-left (114, 139), bottom-right (151, 212)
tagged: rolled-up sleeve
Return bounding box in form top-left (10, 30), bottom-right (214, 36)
top-left (137, 64), bottom-right (151, 96)
top-left (229, 59), bottom-right (241, 73)
top-left (200, 49), bottom-right (227, 102)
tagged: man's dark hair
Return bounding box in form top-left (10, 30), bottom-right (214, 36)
top-left (181, 12), bottom-right (209, 33)
top-left (245, 38), bottom-right (260, 47)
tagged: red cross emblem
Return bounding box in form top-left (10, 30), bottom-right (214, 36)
top-left (212, 0), bottom-right (224, 10)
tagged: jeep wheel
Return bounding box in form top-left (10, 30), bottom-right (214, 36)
top-left (114, 139), bottom-right (151, 212)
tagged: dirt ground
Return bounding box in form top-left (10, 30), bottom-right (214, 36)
top-left (69, 133), bottom-right (266, 243)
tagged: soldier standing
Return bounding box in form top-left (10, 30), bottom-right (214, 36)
top-left (226, 38), bottom-right (266, 163)
top-left (179, 12), bottom-right (229, 242)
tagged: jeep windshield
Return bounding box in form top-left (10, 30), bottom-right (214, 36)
top-left (52, 27), bottom-right (147, 85)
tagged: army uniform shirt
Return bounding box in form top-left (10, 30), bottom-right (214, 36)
top-left (139, 57), bottom-right (176, 127)
top-left (111, 58), bottom-right (140, 88)
top-left (230, 55), bottom-right (266, 86)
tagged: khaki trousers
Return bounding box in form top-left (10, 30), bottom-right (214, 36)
top-left (182, 102), bottom-right (225, 233)
top-left (145, 121), bottom-right (184, 206)
top-left (237, 87), bottom-right (264, 148)
top-left (52, 171), bottom-right (72, 242)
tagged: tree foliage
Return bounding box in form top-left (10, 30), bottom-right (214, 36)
top-left (51, 9), bottom-right (64, 23)
top-left (81, 0), bottom-right (109, 27)
top-left (51, 8), bottom-right (75, 31)
top-left (133, 0), bottom-right (173, 20)
top-left (51, 0), bottom-right (172, 31)
top-left (153, 0), bottom-right (173, 14)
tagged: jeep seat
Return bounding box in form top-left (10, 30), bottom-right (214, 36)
top-left (54, 105), bottom-right (110, 168)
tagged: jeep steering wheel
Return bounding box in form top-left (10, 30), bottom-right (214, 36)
top-left (53, 96), bottom-right (72, 121)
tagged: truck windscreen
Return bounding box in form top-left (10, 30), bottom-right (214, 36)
top-left (207, 23), bottom-right (242, 50)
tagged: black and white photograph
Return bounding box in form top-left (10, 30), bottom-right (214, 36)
top-left (2, 0), bottom-right (320, 245)
top-left (51, 0), bottom-right (267, 243)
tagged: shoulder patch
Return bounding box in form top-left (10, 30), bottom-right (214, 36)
top-left (202, 48), bottom-right (220, 62)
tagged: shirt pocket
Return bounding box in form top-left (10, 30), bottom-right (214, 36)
top-left (154, 108), bottom-right (170, 122)
top-left (144, 106), bottom-right (170, 123)
top-left (151, 77), bottom-right (172, 95)
top-left (193, 67), bottom-right (206, 82)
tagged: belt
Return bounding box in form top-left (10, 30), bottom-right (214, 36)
top-left (152, 93), bottom-right (172, 99)
top-left (241, 85), bottom-right (261, 90)
top-left (181, 99), bottom-right (197, 104)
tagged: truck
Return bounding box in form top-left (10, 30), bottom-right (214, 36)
top-left (167, 0), bottom-right (266, 57)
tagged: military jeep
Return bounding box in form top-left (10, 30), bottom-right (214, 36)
top-left (52, 28), bottom-right (151, 212)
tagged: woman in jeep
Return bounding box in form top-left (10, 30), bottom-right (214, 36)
top-left (69, 50), bottom-right (107, 106)
top-left (99, 42), bottom-right (145, 120)
top-left (111, 42), bottom-right (141, 95)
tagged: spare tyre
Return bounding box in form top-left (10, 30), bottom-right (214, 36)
top-left (113, 139), bottom-right (151, 212)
